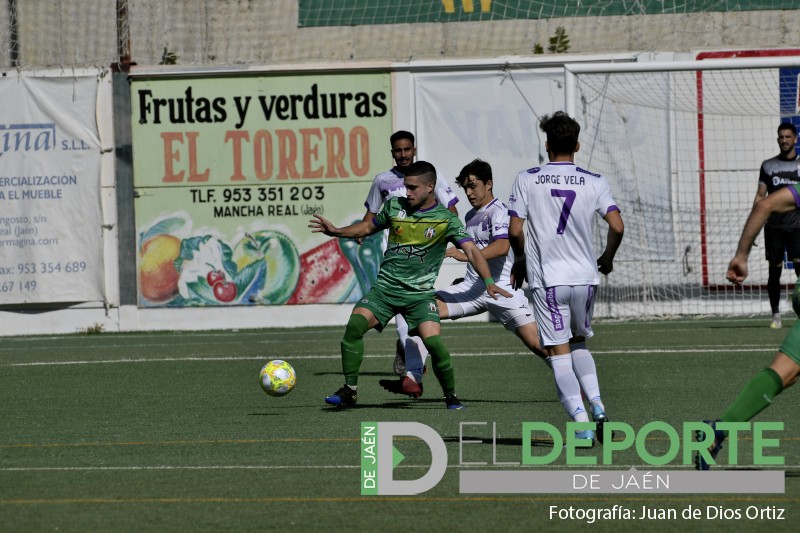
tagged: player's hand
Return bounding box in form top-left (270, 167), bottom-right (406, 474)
top-left (726, 255), bottom-right (749, 285)
top-left (486, 283), bottom-right (512, 300)
top-left (355, 237), bottom-right (364, 245)
top-left (597, 254), bottom-right (614, 275)
top-left (510, 259), bottom-right (527, 291)
top-left (309, 214), bottom-right (336, 236)
top-left (445, 246), bottom-right (467, 262)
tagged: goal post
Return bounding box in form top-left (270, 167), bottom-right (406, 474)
top-left (564, 53), bottom-right (800, 318)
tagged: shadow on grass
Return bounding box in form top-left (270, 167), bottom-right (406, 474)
top-left (314, 371), bottom-right (398, 377)
top-left (707, 324), bottom-right (784, 330)
top-left (458, 398), bottom-right (559, 405)
top-left (321, 400), bottom-right (426, 412)
top-left (317, 397), bottom-right (560, 411)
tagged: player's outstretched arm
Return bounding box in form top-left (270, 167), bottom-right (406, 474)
top-left (354, 209), bottom-right (375, 245)
top-left (728, 186), bottom-right (798, 284)
top-left (445, 239), bottom-right (508, 263)
top-left (508, 216), bottom-right (527, 290)
top-left (597, 210), bottom-right (624, 275)
top-left (445, 246), bottom-right (468, 262)
top-left (460, 240), bottom-right (511, 299)
top-left (308, 214), bottom-right (378, 239)
top-left (480, 238), bottom-right (511, 261)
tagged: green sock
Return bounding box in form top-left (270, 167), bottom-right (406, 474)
top-left (720, 368), bottom-right (784, 423)
top-left (341, 314), bottom-right (370, 387)
top-left (423, 335), bottom-right (456, 396)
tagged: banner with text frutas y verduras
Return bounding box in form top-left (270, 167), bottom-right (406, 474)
top-left (0, 73), bottom-right (105, 305)
top-left (130, 73), bottom-right (392, 307)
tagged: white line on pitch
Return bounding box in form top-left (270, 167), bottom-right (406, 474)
top-left (5, 346), bottom-right (778, 367)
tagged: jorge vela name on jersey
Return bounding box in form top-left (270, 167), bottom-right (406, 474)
top-left (533, 174), bottom-right (585, 185)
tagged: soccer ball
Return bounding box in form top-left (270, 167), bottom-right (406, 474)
top-left (259, 360), bottom-right (296, 397)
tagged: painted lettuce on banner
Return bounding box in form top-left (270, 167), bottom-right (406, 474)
top-left (131, 73), bottom-right (391, 307)
top-left (0, 73), bottom-right (105, 305)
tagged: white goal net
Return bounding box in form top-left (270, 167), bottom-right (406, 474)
top-left (568, 54), bottom-right (800, 318)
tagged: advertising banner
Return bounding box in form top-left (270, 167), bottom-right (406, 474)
top-left (0, 74), bottom-right (105, 304)
top-left (131, 73), bottom-right (392, 307)
top-left (415, 70), bottom-right (564, 209)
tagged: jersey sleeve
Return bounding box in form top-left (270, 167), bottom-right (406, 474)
top-left (363, 175), bottom-right (384, 213)
top-left (595, 177), bottom-right (620, 216)
top-left (446, 213), bottom-right (472, 246)
top-left (372, 197), bottom-right (393, 230)
top-left (758, 164), bottom-right (770, 188)
top-left (508, 172), bottom-right (527, 219)
top-left (434, 173), bottom-right (460, 209)
top-left (490, 204), bottom-right (510, 241)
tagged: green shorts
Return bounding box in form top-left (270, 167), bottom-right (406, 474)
top-left (355, 286), bottom-right (440, 332)
top-left (779, 320), bottom-right (800, 365)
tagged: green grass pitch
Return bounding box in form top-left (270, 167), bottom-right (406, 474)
top-left (0, 318), bottom-right (797, 532)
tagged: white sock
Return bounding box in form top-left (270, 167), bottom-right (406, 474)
top-left (395, 314), bottom-right (410, 345)
top-left (404, 336), bottom-right (428, 383)
top-left (549, 354), bottom-right (588, 422)
top-left (570, 342), bottom-right (602, 405)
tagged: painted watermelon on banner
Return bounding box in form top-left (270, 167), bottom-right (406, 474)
top-left (287, 238), bottom-right (356, 304)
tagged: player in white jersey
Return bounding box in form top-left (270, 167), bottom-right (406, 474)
top-left (381, 158), bottom-right (606, 407)
top-left (360, 131), bottom-right (459, 376)
top-left (508, 111), bottom-right (624, 445)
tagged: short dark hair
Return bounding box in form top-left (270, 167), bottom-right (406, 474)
top-left (456, 158), bottom-right (492, 188)
top-left (539, 111), bottom-right (580, 156)
top-left (390, 130), bottom-right (415, 146)
top-left (778, 122), bottom-right (797, 136)
top-left (405, 160), bottom-right (437, 184)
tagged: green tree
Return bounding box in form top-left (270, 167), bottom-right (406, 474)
top-left (548, 27), bottom-right (570, 54)
top-left (160, 47), bottom-right (178, 65)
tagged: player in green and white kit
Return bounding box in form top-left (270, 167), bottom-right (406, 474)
top-left (697, 182), bottom-right (800, 469)
top-left (309, 161), bottom-right (510, 409)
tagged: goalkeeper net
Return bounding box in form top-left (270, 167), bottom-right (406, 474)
top-left (569, 53), bottom-right (800, 318)
top-left (0, 1), bottom-right (798, 69)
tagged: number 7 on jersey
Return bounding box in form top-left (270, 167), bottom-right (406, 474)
top-left (551, 189), bottom-right (576, 234)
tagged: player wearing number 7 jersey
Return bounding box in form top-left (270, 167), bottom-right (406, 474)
top-left (508, 111), bottom-right (624, 446)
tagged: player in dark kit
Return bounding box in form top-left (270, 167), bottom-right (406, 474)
top-left (309, 161), bottom-right (510, 410)
top-left (754, 123), bottom-right (800, 329)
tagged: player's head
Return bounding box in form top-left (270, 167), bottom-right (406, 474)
top-left (456, 158), bottom-right (494, 209)
top-left (403, 160), bottom-right (437, 208)
top-left (777, 122), bottom-right (797, 156)
top-left (390, 130), bottom-right (416, 169)
top-left (539, 111), bottom-right (580, 158)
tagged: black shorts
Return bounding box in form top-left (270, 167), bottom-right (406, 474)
top-left (764, 227), bottom-right (800, 263)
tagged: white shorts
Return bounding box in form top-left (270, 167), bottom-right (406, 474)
top-left (531, 285), bottom-right (596, 347)
top-left (436, 279), bottom-right (535, 331)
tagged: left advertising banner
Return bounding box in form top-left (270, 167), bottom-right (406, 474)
top-left (0, 74), bottom-right (105, 305)
top-left (131, 73), bottom-right (392, 307)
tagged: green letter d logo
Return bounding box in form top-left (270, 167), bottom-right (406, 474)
top-left (374, 422), bottom-right (447, 495)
